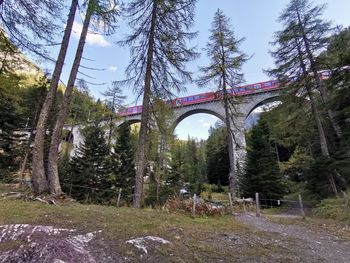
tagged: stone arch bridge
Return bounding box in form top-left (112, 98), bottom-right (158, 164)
top-left (66, 87), bottom-right (282, 169)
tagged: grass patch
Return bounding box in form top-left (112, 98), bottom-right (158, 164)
top-left (312, 197), bottom-right (350, 222)
top-left (0, 199), bottom-right (252, 261)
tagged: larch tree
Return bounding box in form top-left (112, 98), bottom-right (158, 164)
top-left (197, 9), bottom-right (248, 198)
top-left (101, 82), bottom-right (125, 149)
top-left (120, 0), bottom-right (198, 208)
top-left (268, 0), bottom-right (347, 195)
top-left (47, 0), bottom-right (120, 196)
top-left (0, 0), bottom-right (62, 60)
top-left (278, 0), bottom-right (342, 139)
top-left (32, 0), bottom-right (79, 195)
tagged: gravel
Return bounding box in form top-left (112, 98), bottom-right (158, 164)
top-left (236, 213), bottom-right (350, 263)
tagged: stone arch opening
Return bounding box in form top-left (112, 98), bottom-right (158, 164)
top-left (117, 118), bottom-right (141, 129)
top-left (244, 94), bottom-right (282, 129)
top-left (171, 109), bottom-right (225, 135)
top-left (245, 94), bottom-right (282, 119)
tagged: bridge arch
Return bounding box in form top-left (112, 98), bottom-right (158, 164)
top-left (243, 91), bottom-right (282, 119)
top-left (170, 108), bottom-right (225, 133)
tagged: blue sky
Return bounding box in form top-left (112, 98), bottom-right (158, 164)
top-left (40, 0), bottom-right (350, 140)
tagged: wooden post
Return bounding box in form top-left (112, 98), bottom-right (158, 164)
top-left (228, 193), bottom-right (234, 215)
top-left (298, 194), bottom-right (306, 220)
top-left (117, 188), bottom-right (122, 207)
top-left (255, 193), bottom-right (260, 217)
top-left (242, 197), bottom-right (247, 213)
top-left (192, 194), bottom-right (196, 217)
top-left (343, 192), bottom-right (349, 214)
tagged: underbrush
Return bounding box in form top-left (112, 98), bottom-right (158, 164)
top-left (312, 196), bottom-right (350, 222)
top-left (165, 196), bottom-right (226, 216)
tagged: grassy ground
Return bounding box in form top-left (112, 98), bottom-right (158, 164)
top-left (0, 198), bottom-right (299, 262)
top-left (0, 199), bottom-right (243, 262)
top-left (1, 184), bottom-right (349, 262)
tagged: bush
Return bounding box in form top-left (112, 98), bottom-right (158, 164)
top-left (312, 196), bottom-right (350, 222)
top-left (165, 196), bottom-right (226, 216)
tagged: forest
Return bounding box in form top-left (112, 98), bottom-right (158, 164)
top-left (0, 0), bottom-right (349, 208)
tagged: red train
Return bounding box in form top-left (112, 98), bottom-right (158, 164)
top-left (117, 79), bottom-right (280, 116)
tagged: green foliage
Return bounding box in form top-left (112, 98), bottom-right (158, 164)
top-left (206, 123), bottom-right (229, 186)
top-left (167, 137), bottom-right (207, 196)
top-left (197, 9), bottom-right (248, 89)
top-left (120, 0), bottom-right (198, 98)
top-left (0, 88), bottom-right (21, 180)
top-left (61, 123), bottom-right (113, 203)
top-left (312, 196), bottom-right (350, 222)
top-left (0, 70), bottom-right (49, 180)
top-left (241, 118), bottom-right (287, 201)
top-left (110, 125), bottom-right (135, 203)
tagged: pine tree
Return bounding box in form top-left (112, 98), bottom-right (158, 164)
top-left (102, 83), bottom-right (125, 149)
top-left (62, 122), bottom-right (112, 203)
top-left (197, 9), bottom-right (248, 198)
top-left (0, 88), bottom-right (21, 179)
top-left (120, 0), bottom-right (198, 207)
top-left (47, 0), bottom-right (120, 196)
top-left (241, 119), bottom-right (286, 201)
top-left (278, 0), bottom-right (342, 139)
top-left (268, 0), bottom-right (345, 195)
top-left (111, 125), bottom-right (135, 204)
top-left (32, 0), bottom-right (79, 195)
top-left (206, 125), bottom-right (230, 186)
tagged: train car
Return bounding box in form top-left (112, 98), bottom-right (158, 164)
top-left (116, 79), bottom-right (281, 117)
top-left (117, 105), bottom-right (142, 116)
top-left (171, 92), bottom-right (215, 107)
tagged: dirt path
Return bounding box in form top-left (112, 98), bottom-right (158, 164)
top-left (236, 213), bottom-right (350, 263)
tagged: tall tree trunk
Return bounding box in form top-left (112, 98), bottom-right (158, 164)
top-left (107, 96), bottom-right (115, 150)
top-left (295, 9), bottom-right (343, 139)
top-left (31, 0), bottom-right (78, 195)
top-left (19, 105), bottom-right (42, 179)
top-left (217, 13), bottom-right (237, 199)
top-left (47, 0), bottom-right (93, 196)
top-left (133, 2), bottom-right (157, 208)
top-left (295, 36), bottom-right (338, 195)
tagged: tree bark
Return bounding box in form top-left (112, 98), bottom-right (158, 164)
top-left (47, 0), bottom-right (93, 196)
top-left (31, 0), bottom-right (78, 195)
top-left (107, 95), bottom-right (116, 150)
top-left (295, 36), bottom-right (338, 195)
top-left (295, 8), bottom-right (343, 139)
top-left (217, 13), bottom-right (237, 199)
top-left (133, 2), bottom-right (157, 208)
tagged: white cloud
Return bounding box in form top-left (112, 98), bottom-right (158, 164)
top-left (197, 118), bottom-right (211, 127)
top-left (108, 66), bottom-right (118, 72)
top-left (72, 21), bottom-right (111, 47)
top-left (202, 122), bottom-right (211, 127)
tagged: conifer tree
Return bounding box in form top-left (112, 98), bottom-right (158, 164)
top-left (277, 0), bottom-right (342, 138)
top-left (62, 122), bottom-right (112, 203)
top-left (268, 0), bottom-right (347, 194)
top-left (47, 0), bottom-right (120, 196)
top-left (0, 0), bottom-right (62, 60)
top-left (0, 88), bottom-right (20, 178)
top-left (102, 83), bottom-right (125, 149)
top-left (111, 125), bottom-right (135, 204)
top-left (197, 9), bottom-right (248, 198)
top-left (241, 118), bottom-right (286, 201)
top-left (206, 125), bottom-right (230, 186)
top-left (121, 0), bottom-right (198, 207)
